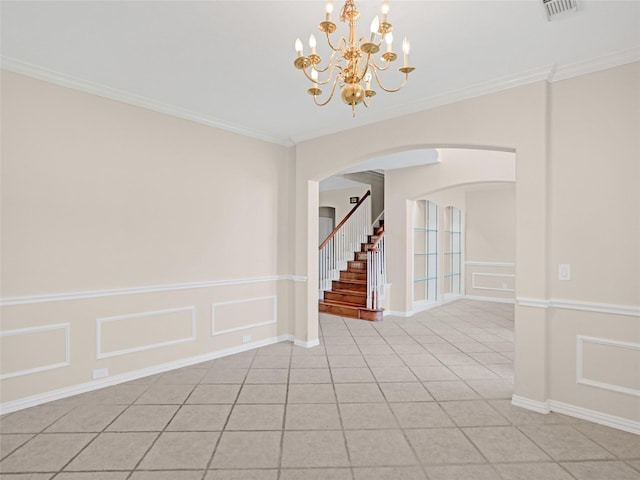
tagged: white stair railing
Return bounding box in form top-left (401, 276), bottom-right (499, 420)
top-left (319, 191), bottom-right (371, 299)
top-left (367, 230), bottom-right (386, 310)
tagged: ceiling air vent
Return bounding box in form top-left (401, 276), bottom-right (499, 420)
top-left (543, 0), bottom-right (577, 20)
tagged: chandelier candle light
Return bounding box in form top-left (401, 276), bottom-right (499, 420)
top-left (294, 0), bottom-right (415, 116)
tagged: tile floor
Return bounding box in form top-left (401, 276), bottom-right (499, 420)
top-left (1, 299), bottom-right (639, 479)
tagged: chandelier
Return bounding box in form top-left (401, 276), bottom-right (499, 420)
top-left (294, 0), bottom-right (414, 116)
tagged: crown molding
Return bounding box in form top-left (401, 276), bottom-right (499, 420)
top-left (0, 56), bottom-right (295, 147)
top-left (549, 46), bottom-right (640, 83)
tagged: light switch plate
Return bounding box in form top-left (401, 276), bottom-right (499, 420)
top-left (559, 264), bottom-right (571, 281)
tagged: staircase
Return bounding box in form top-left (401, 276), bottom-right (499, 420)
top-left (319, 227), bottom-right (384, 321)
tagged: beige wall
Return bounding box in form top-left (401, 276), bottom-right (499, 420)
top-left (295, 63), bottom-right (640, 428)
top-left (319, 184), bottom-right (370, 228)
top-left (0, 71), bottom-right (298, 407)
top-left (465, 185), bottom-right (516, 302)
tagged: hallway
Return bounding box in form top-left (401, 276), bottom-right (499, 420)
top-left (1, 300), bottom-right (639, 479)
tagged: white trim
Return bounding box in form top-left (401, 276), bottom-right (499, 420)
top-left (0, 333), bottom-right (293, 415)
top-left (0, 275), bottom-right (306, 307)
top-left (516, 297), bottom-right (640, 317)
top-left (471, 272), bottom-right (515, 292)
top-left (96, 307), bottom-right (196, 360)
top-left (576, 335), bottom-right (640, 398)
top-left (512, 395), bottom-right (640, 435)
top-left (0, 56), bottom-right (294, 147)
top-left (465, 261), bottom-right (515, 268)
top-left (293, 338), bottom-right (321, 348)
top-left (211, 296), bottom-right (277, 336)
top-left (549, 46), bottom-right (640, 83)
top-left (0, 324), bottom-right (71, 380)
top-left (511, 395), bottom-right (550, 414)
top-left (465, 295), bottom-right (516, 305)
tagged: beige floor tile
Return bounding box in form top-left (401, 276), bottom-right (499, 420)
top-left (354, 336), bottom-right (387, 345)
top-left (45, 405), bottom-right (127, 433)
top-left (250, 355), bottom-right (291, 369)
top-left (357, 344), bottom-right (395, 355)
top-left (325, 344), bottom-right (361, 355)
top-left (286, 384), bottom-right (336, 404)
top-left (201, 368), bottom-right (248, 384)
top-left (339, 403), bottom-right (399, 429)
top-left (226, 404), bottom-right (284, 431)
top-left (390, 403), bottom-right (454, 428)
top-left (448, 365), bottom-right (499, 380)
top-left (573, 423), bottom-right (640, 458)
top-left (236, 384), bottom-right (287, 404)
top-left (465, 379), bottom-right (513, 399)
top-left (65, 432), bottom-right (157, 471)
top-left (440, 400), bottom-right (509, 427)
top-left (73, 384), bottom-right (149, 405)
top-left (469, 352), bottom-right (512, 364)
top-left (281, 430), bottom-right (350, 467)
top-left (280, 468), bottom-right (352, 480)
top-left (0, 405), bottom-right (73, 433)
top-left (405, 428), bottom-right (485, 465)
top-left (353, 466), bottom-right (427, 479)
top-left (0, 433), bottom-right (94, 472)
top-left (345, 429), bottom-right (418, 466)
top-left (166, 404), bottom-right (231, 431)
top-left (328, 354), bottom-right (367, 368)
top-left (334, 383), bottom-right (385, 403)
top-left (370, 366), bottom-right (419, 383)
top-left (212, 355), bottom-right (254, 369)
top-left (0, 434), bottom-right (34, 459)
top-left (55, 473), bottom-right (129, 480)
top-left (494, 462), bottom-right (574, 480)
top-left (106, 405), bottom-right (178, 432)
top-left (391, 344), bottom-right (429, 355)
top-left (210, 431), bottom-right (281, 469)
top-left (322, 336), bottom-right (356, 345)
top-left (288, 368), bottom-right (331, 384)
top-left (362, 354), bottom-right (404, 367)
top-left (138, 431), bottom-right (219, 469)
top-left (204, 470), bottom-right (278, 479)
top-left (187, 384), bottom-right (241, 404)
top-left (398, 353), bottom-right (441, 367)
top-left (423, 381), bottom-right (480, 401)
top-left (410, 366), bottom-right (458, 382)
top-left (285, 404), bottom-right (342, 430)
top-left (331, 368), bottom-right (375, 383)
top-left (244, 369), bottom-right (288, 384)
top-left (520, 425), bottom-right (615, 461)
top-left (154, 368), bottom-right (207, 385)
top-left (255, 343), bottom-right (292, 356)
top-left (379, 382), bottom-right (433, 402)
top-left (561, 461), bottom-right (640, 480)
top-left (383, 336), bottom-right (418, 345)
top-left (464, 426), bottom-right (550, 462)
top-left (0, 474), bottom-right (53, 480)
top-left (131, 471), bottom-right (203, 480)
top-left (292, 344), bottom-right (326, 356)
top-left (290, 355), bottom-right (328, 368)
top-left (134, 384), bottom-right (195, 404)
top-left (426, 464), bottom-right (500, 480)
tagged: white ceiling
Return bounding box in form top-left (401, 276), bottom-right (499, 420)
top-left (2, 1), bottom-right (639, 146)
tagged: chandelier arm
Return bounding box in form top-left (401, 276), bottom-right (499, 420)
top-left (371, 67), bottom-right (410, 93)
top-left (301, 64), bottom-right (341, 86)
top-left (312, 50), bottom-right (341, 74)
top-left (325, 32), bottom-right (346, 53)
top-left (370, 57), bottom-right (392, 72)
top-left (312, 75), bottom-right (341, 107)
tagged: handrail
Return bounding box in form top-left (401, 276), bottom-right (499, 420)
top-left (370, 226), bottom-right (385, 250)
top-left (319, 190), bottom-right (371, 250)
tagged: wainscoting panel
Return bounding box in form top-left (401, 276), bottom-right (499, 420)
top-left (211, 296), bottom-right (277, 336)
top-left (0, 324), bottom-right (70, 380)
top-left (97, 307), bottom-right (196, 359)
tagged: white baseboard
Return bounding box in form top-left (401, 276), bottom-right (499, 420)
top-left (465, 295), bottom-right (516, 305)
top-left (292, 337), bottom-right (321, 348)
top-left (0, 334), bottom-right (291, 415)
top-left (512, 395), bottom-right (640, 435)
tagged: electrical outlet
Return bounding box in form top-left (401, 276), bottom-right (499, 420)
top-left (242, 335), bottom-right (252, 344)
top-left (93, 368), bottom-right (109, 379)
top-left (559, 264), bottom-right (571, 281)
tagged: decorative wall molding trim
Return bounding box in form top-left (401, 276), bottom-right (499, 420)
top-left (549, 46), bottom-right (640, 83)
top-left (576, 335), bottom-right (640, 398)
top-left (0, 333), bottom-right (292, 415)
top-left (0, 56), bottom-right (293, 147)
top-left (0, 275), bottom-right (306, 307)
top-left (0, 324), bottom-right (71, 380)
top-left (512, 395), bottom-right (640, 435)
top-left (465, 261), bottom-right (515, 268)
top-left (211, 296), bottom-right (277, 336)
top-left (516, 297), bottom-right (640, 317)
top-left (96, 307), bottom-right (196, 360)
top-left (471, 272), bottom-right (515, 292)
